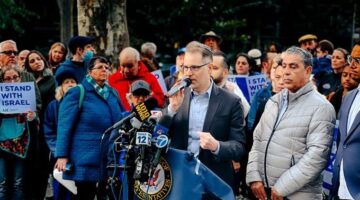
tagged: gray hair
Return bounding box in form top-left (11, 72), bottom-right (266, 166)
top-left (1, 65), bottom-right (21, 81)
top-left (283, 46), bottom-right (313, 67)
top-left (0, 40), bottom-right (17, 51)
top-left (119, 47), bottom-right (140, 62)
top-left (185, 41), bottom-right (213, 63)
top-left (141, 42), bottom-right (157, 55)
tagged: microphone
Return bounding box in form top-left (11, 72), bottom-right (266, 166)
top-left (151, 115), bottom-right (172, 169)
top-left (166, 78), bottom-right (192, 97)
top-left (110, 97), bottom-right (158, 130)
top-left (152, 115), bottom-right (172, 138)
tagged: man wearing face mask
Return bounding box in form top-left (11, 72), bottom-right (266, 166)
top-left (55, 36), bottom-right (95, 85)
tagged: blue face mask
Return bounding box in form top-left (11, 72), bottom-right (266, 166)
top-left (83, 50), bottom-right (94, 60)
top-left (83, 50), bottom-right (94, 69)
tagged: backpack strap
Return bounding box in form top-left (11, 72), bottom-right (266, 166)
top-left (78, 84), bottom-right (85, 109)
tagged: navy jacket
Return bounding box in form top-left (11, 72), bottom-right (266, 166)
top-left (332, 89), bottom-right (360, 199)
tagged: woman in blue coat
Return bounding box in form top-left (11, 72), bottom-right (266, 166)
top-left (55, 56), bottom-right (124, 200)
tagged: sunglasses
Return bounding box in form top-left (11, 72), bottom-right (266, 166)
top-left (0, 50), bottom-right (18, 56)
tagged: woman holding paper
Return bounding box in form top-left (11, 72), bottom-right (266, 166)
top-left (0, 67), bottom-right (38, 199)
top-left (44, 69), bottom-right (78, 200)
top-left (55, 56), bottom-right (125, 199)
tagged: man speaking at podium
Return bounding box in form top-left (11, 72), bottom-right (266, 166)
top-left (166, 41), bottom-right (247, 191)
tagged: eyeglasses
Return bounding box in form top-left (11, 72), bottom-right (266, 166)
top-left (91, 65), bottom-right (110, 70)
top-left (3, 75), bottom-right (20, 82)
top-left (347, 56), bottom-right (360, 65)
top-left (0, 50), bottom-right (18, 56)
top-left (182, 62), bottom-right (209, 72)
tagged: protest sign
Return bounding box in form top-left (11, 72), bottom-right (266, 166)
top-left (322, 120), bottom-right (339, 196)
top-left (228, 74), bottom-right (268, 103)
top-left (0, 82), bottom-right (36, 114)
top-left (151, 70), bottom-right (168, 93)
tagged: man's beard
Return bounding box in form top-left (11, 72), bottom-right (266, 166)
top-left (212, 76), bottom-right (223, 84)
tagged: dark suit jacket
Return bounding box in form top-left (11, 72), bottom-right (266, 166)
top-left (332, 89), bottom-right (360, 199)
top-left (169, 84), bottom-right (246, 186)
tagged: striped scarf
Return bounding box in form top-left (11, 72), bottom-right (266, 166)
top-left (85, 74), bottom-right (110, 100)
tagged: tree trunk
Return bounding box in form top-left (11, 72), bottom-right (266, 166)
top-left (77, 0), bottom-right (129, 67)
top-left (57, 0), bottom-right (74, 44)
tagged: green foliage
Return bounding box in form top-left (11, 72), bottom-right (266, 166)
top-left (0, 0), bottom-right (35, 35)
top-left (127, 0), bottom-right (248, 52)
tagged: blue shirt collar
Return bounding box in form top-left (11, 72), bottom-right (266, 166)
top-left (192, 80), bottom-right (213, 97)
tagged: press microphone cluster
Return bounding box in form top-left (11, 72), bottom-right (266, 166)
top-left (106, 95), bottom-right (173, 184)
top-left (166, 78), bottom-right (192, 97)
top-left (132, 114), bottom-right (172, 181)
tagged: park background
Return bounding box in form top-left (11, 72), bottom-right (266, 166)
top-left (0, 0), bottom-right (359, 73)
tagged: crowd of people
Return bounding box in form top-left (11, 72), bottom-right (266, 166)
top-left (0, 30), bottom-right (359, 200)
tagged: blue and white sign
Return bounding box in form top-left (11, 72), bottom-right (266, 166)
top-left (0, 82), bottom-right (36, 114)
top-left (156, 135), bottom-right (169, 148)
top-left (151, 69), bottom-right (167, 93)
top-left (322, 120), bottom-right (339, 195)
top-left (136, 132), bottom-right (152, 146)
top-left (228, 74), bottom-right (268, 103)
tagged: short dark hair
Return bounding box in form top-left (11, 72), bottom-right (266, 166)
top-left (318, 40), bottom-right (334, 54)
top-left (88, 56), bottom-right (109, 70)
top-left (213, 51), bottom-right (229, 70)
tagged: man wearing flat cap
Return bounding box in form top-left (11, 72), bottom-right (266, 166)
top-left (200, 31), bottom-right (222, 52)
top-left (298, 34), bottom-right (318, 56)
top-left (55, 35), bottom-right (96, 85)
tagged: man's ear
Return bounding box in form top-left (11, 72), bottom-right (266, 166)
top-left (305, 65), bottom-right (312, 75)
top-left (223, 68), bottom-right (229, 76)
top-left (76, 47), bottom-right (84, 55)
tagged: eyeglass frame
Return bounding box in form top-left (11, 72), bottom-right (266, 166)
top-left (0, 50), bottom-right (18, 56)
top-left (347, 55), bottom-right (360, 65)
top-left (91, 65), bottom-right (110, 71)
top-left (181, 62), bottom-right (210, 72)
top-left (3, 75), bottom-right (21, 82)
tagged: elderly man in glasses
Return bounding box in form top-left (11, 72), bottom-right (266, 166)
top-left (109, 47), bottom-right (165, 111)
top-left (166, 41), bottom-right (246, 195)
top-left (0, 40), bottom-right (19, 67)
top-left (331, 42), bottom-right (360, 200)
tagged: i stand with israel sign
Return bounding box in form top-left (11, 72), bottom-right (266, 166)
top-left (227, 74), bottom-right (268, 103)
top-left (0, 82), bottom-right (36, 114)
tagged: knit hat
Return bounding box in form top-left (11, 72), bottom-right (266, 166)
top-left (248, 49), bottom-right (262, 65)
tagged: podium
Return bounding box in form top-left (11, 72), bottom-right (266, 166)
top-left (132, 148), bottom-right (235, 200)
